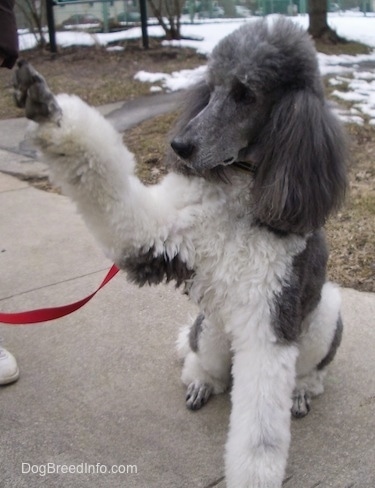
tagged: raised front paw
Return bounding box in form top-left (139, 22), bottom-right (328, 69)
top-left (13, 60), bottom-right (62, 124)
top-left (186, 380), bottom-right (213, 410)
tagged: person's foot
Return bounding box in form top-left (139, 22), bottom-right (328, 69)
top-left (0, 347), bottom-right (20, 385)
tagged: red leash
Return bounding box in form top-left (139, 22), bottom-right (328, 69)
top-left (0, 265), bottom-right (120, 325)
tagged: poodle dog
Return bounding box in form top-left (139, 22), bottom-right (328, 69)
top-left (14, 17), bottom-right (347, 488)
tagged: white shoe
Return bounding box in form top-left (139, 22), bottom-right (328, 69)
top-left (0, 347), bottom-right (20, 385)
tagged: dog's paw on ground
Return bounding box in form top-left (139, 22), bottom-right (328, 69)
top-left (186, 380), bottom-right (213, 410)
top-left (291, 389), bottom-right (311, 418)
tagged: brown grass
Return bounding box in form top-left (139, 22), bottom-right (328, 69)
top-left (0, 39), bottom-right (205, 119)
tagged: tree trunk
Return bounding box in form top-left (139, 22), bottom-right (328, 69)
top-left (308, 0), bottom-right (345, 43)
top-left (16, 0), bottom-right (47, 49)
top-left (147, 0), bottom-right (182, 40)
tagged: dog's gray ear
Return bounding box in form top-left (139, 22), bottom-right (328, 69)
top-left (253, 90), bottom-right (347, 234)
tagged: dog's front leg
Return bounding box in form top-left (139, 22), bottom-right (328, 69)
top-left (13, 62), bottom-right (204, 266)
top-left (225, 338), bottom-right (298, 488)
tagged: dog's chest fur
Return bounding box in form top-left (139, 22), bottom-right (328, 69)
top-left (125, 174), bottom-right (307, 335)
top-left (191, 181), bottom-right (306, 328)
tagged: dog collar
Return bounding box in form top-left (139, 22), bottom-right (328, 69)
top-left (232, 161), bottom-right (257, 175)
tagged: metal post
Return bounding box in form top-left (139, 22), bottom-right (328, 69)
top-left (208, 0), bottom-right (213, 18)
top-left (139, 0), bottom-right (149, 49)
top-left (102, 0), bottom-right (109, 33)
top-left (189, 0), bottom-right (195, 23)
top-left (46, 0), bottom-right (57, 54)
top-left (362, 0), bottom-right (367, 15)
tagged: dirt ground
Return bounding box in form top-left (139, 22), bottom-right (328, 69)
top-left (0, 39), bottom-right (205, 119)
top-left (0, 39), bottom-right (373, 292)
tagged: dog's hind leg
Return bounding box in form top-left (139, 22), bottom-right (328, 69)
top-left (177, 314), bottom-right (231, 410)
top-left (293, 282), bottom-right (343, 418)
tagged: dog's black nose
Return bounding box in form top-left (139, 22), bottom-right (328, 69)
top-left (171, 139), bottom-right (195, 159)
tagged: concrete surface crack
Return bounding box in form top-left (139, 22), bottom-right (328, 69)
top-left (282, 475), bottom-right (294, 485)
top-left (204, 475), bottom-right (225, 487)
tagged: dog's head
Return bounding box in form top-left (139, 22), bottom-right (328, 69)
top-left (169, 17), bottom-right (347, 234)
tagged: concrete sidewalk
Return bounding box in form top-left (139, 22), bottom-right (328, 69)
top-left (0, 110), bottom-right (374, 488)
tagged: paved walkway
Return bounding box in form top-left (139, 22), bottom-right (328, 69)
top-left (0, 102), bottom-right (374, 488)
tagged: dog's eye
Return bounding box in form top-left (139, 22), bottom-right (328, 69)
top-left (231, 82), bottom-right (256, 104)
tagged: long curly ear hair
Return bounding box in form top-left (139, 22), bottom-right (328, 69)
top-left (252, 89), bottom-right (347, 234)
